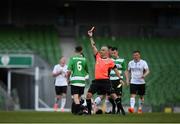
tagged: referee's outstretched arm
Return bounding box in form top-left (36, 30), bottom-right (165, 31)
top-left (88, 27), bottom-right (98, 55)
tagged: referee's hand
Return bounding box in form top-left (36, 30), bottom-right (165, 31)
top-left (88, 26), bottom-right (95, 37)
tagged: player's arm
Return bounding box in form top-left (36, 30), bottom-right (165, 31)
top-left (85, 60), bottom-right (89, 74)
top-left (113, 68), bottom-right (121, 79)
top-left (125, 70), bottom-right (130, 85)
top-left (88, 27), bottom-right (98, 55)
top-left (142, 61), bottom-right (150, 79)
top-left (142, 69), bottom-right (150, 79)
top-left (113, 67), bottom-right (125, 87)
top-left (66, 70), bottom-right (71, 79)
top-left (125, 62), bottom-right (131, 85)
top-left (67, 58), bottom-right (73, 80)
top-left (52, 72), bottom-right (62, 77)
top-left (52, 66), bottom-right (62, 77)
top-left (122, 60), bottom-right (129, 84)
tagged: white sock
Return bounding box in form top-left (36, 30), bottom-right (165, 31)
top-left (138, 98), bottom-right (144, 110)
top-left (55, 97), bottom-right (60, 104)
top-left (60, 97), bottom-right (66, 109)
top-left (130, 97), bottom-right (135, 108)
top-left (105, 99), bottom-right (111, 113)
top-left (82, 99), bottom-right (87, 106)
top-left (94, 96), bottom-right (102, 106)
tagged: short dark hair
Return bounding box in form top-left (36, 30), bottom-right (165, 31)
top-left (75, 46), bottom-right (83, 53)
top-left (133, 50), bottom-right (141, 54)
top-left (108, 46), bottom-right (113, 50)
top-left (112, 47), bottom-right (118, 51)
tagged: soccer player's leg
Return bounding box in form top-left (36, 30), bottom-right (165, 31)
top-left (129, 84), bottom-right (137, 113)
top-left (54, 86), bottom-right (61, 111)
top-left (86, 92), bottom-right (93, 115)
top-left (109, 80), bottom-right (120, 114)
top-left (115, 81), bottom-right (123, 114)
top-left (108, 97), bottom-right (116, 114)
top-left (71, 85), bottom-right (83, 115)
top-left (86, 80), bottom-right (96, 115)
top-left (105, 95), bottom-right (113, 114)
top-left (94, 95), bottom-right (105, 114)
top-left (137, 84), bottom-right (145, 114)
top-left (110, 81), bottom-right (125, 115)
top-left (71, 97), bottom-right (76, 114)
top-left (111, 92), bottom-right (125, 115)
top-left (60, 86), bottom-right (67, 112)
top-left (93, 82), bottom-right (111, 114)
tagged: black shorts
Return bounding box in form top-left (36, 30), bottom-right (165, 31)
top-left (88, 79), bottom-right (111, 95)
top-left (71, 85), bottom-right (85, 96)
top-left (55, 86), bottom-right (67, 95)
top-left (110, 80), bottom-right (122, 96)
top-left (130, 84), bottom-right (145, 96)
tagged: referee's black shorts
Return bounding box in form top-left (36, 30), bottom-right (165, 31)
top-left (130, 83), bottom-right (145, 96)
top-left (88, 79), bottom-right (111, 95)
top-left (55, 86), bottom-right (67, 95)
top-left (110, 80), bottom-right (122, 96)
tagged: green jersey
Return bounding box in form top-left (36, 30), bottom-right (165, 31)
top-left (110, 57), bottom-right (126, 80)
top-left (68, 54), bottom-right (88, 87)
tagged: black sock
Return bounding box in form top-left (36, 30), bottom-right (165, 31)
top-left (115, 98), bottom-right (121, 112)
top-left (74, 104), bottom-right (81, 114)
top-left (71, 101), bottom-right (75, 114)
top-left (80, 99), bottom-right (84, 105)
top-left (86, 99), bottom-right (92, 115)
top-left (115, 98), bottom-right (125, 115)
top-left (109, 98), bottom-right (116, 114)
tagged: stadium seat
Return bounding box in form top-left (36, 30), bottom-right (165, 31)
top-left (0, 26), bottom-right (61, 65)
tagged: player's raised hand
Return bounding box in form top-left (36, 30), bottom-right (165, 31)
top-left (88, 26), bottom-right (95, 37)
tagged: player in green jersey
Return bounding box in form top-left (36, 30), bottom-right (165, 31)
top-left (67, 46), bottom-right (88, 115)
top-left (108, 47), bottom-right (127, 114)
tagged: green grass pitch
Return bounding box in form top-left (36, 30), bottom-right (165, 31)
top-left (0, 112), bottom-right (179, 123)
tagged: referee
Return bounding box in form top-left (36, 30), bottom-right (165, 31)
top-left (86, 27), bottom-right (125, 115)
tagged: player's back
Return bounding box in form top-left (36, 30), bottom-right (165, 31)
top-left (68, 54), bottom-right (88, 77)
top-left (68, 54), bottom-right (88, 87)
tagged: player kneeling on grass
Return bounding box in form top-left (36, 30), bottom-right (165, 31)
top-left (52, 57), bottom-right (68, 112)
top-left (126, 50), bottom-right (150, 114)
top-left (86, 27), bottom-right (125, 115)
top-left (67, 46), bottom-right (89, 115)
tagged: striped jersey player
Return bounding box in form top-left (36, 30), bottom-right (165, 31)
top-left (106, 47), bottom-right (127, 114)
top-left (67, 46), bottom-right (88, 115)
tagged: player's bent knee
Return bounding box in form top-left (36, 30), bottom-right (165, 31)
top-left (139, 96), bottom-right (144, 100)
top-left (62, 93), bottom-right (66, 97)
top-left (131, 94), bottom-right (136, 98)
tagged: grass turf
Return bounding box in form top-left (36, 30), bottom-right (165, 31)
top-left (0, 112), bottom-right (179, 123)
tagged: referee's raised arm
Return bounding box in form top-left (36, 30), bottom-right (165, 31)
top-left (88, 27), bottom-right (98, 55)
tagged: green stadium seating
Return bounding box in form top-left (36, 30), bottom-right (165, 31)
top-left (77, 37), bottom-right (180, 107)
top-left (0, 26), bottom-right (61, 65)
